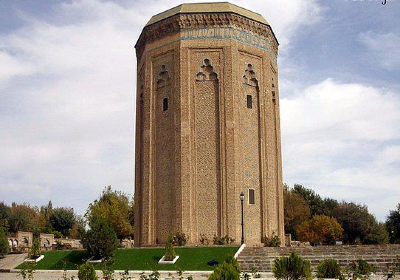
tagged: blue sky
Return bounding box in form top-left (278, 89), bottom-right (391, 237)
top-left (0, 0), bottom-right (399, 221)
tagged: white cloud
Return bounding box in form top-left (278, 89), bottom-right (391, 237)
top-left (281, 78), bottom-right (400, 220)
top-left (359, 31), bottom-right (400, 70)
top-left (0, 0), bottom-right (138, 213)
top-left (235, 0), bottom-right (323, 49)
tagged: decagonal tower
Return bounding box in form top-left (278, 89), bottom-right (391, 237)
top-left (134, 2), bottom-right (284, 246)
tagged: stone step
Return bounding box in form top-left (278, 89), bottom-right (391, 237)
top-left (237, 245), bottom-right (400, 272)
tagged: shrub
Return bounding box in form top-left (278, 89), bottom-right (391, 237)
top-left (317, 259), bottom-right (341, 279)
top-left (273, 252), bottom-right (313, 280)
top-left (173, 232), bottom-right (187, 246)
top-left (19, 261), bottom-right (36, 280)
top-left (348, 259), bottom-right (375, 276)
top-left (297, 215), bottom-right (343, 245)
top-left (262, 233), bottom-right (281, 247)
top-left (29, 238), bottom-right (41, 259)
top-left (200, 234), bottom-right (210, 245)
top-left (208, 256), bottom-right (240, 280)
top-left (101, 258), bottom-right (114, 280)
top-left (164, 233), bottom-right (176, 261)
top-left (78, 262), bottom-right (98, 280)
top-left (85, 217), bottom-right (119, 260)
top-left (213, 235), bottom-right (235, 245)
top-left (0, 228), bottom-right (9, 257)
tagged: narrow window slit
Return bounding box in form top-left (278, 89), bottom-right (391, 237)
top-left (163, 98), bottom-right (168, 111)
top-left (246, 95), bottom-right (253, 109)
top-left (249, 189), bottom-right (255, 205)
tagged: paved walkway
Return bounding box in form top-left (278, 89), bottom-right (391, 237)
top-left (0, 253), bottom-right (27, 270)
top-left (0, 270), bottom-right (214, 280)
top-left (0, 270), bottom-right (395, 280)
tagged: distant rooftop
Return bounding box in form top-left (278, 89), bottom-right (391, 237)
top-left (146, 2), bottom-right (269, 27)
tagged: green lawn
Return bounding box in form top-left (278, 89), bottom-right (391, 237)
top-left (17, 247), bottom-right (239, 271)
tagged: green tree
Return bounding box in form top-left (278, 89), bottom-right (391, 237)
top-left (297, 215), bottom-right (343, 245)
top-left (40, 201), bottom-right (53, 230)
top-left (316, 259), bottom-right (341, 279)
top-left (78, 262), bottom-right (98, 280)
top-left (333, 202), bottom-right (378, 244)
top-left (284, 187), bottom-right (311, 239)
top-left (0, 228), bottom-right (9, 257)
top-left (0, 202), bottom-right (10, 233)
top-left (208, 256), bottom-right (241, 280)
top-left (363, 222), bottom-right (389, 244)
top-left (85, 217), bottom-right (119, 260)
top-left (50, 207), bottom-right (76, 237)
top-left (273, 252), bottom-right (313, 280)
top-left (292, 184), bottom-right (325, 216)
top-left (86, 186), bottom-right (133, 239)
top-left (164, 233), bottom-right (176, 261)
top-left (69, 215), bottom-right (87, 239)
top-left (386, 203), bottom-right (400, 244)
top-left (8, 203), bottom-right (42, 233)
top-left (292, 185), bottom-right (339, 217)
top-left (29, 238), bottom-right (41, 259)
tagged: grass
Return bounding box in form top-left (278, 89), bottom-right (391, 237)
top-left (16, 246), bottom-right (239, 271)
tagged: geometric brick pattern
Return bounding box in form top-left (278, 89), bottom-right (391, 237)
top-left (134, 2), bottom-right (284, 246)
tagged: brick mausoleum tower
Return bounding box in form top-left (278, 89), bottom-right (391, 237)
top-left (134, 2), bottom-right (284, 246)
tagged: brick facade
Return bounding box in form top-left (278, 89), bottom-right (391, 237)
top-left (134, 2), bottom-right (284, 246)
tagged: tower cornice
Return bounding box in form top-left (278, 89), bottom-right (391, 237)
top-left (135, 12), bottom-right (279, 61)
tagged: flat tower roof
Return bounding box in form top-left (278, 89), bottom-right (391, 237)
top-left (146, 2), bottom-right (269, 26)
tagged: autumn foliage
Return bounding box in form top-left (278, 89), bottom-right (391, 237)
top-left (297, 215), bottom-right (343, 245)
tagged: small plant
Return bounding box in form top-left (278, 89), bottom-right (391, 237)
top-left (208, 256), bottom-right (241, 280)
top-left (101, 258), bottom-right (114, 280)
top-left (149, 269), bottom-right (160, 280)
top-left (241, 272), bottom-right (251, 280)
top-left (19, 261), bottom-right (37, 280)
top-left (29, 238), bottom-right (41, 259)
top-left (385, 256), bottom-right (400, 280)
top-left (317, 259), bottom-right (342, 279)
top-left (200, 234), bottom-right (210, 245)
top-left (164, 233), bottom-right (176, 261)
top-left (173, 232), bottom-right (188, 246)
top-left (348, 259), bottom-right (375, 277)
top-left (251, 266), bottom-right (261, 278)
top-left (188, 276), bottom-right (193, 280)
top-left (61, 260), bottom-right (69, 280)
top-left (139, 272), bottom-right (149, 280)
top-left (78, 262), bottom-right (98, 280)
top-left (262, 233), bottom-right (281, 247)
top-left (213, 234), bottom-right (235, 245)
top-left (176, 266), bottom-right (184, 280)
top-left (273, 252), bottom-right (313, 280)
top-left (119, 268), bottom-right (132, 280)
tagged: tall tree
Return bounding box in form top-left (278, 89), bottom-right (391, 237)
top-left (0, 228), bottom-right (9, 257)
top-left (86, 186), bottom-right (133, 239)
top-left (8, 203), bottom-right (42, 233)
top-left (333, 202), bottom-right (379, 244)
top-left (284, 187), bottom-right (311, 239)
top-left (386, 203), bottom-right (400, 244)
top-left (297, 215), bottom-right (343, 245)
top-left (0, 202), bottom-right (10, 233)
top-left (292, 184), bottom-right (326, 216)
top-left (85, 217), bottom-right (119, 260)
top-left (50, 207), bottom-right (76, 237)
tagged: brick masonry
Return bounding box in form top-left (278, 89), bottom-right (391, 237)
top-left (134, 3), bottom-right (284, 246)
